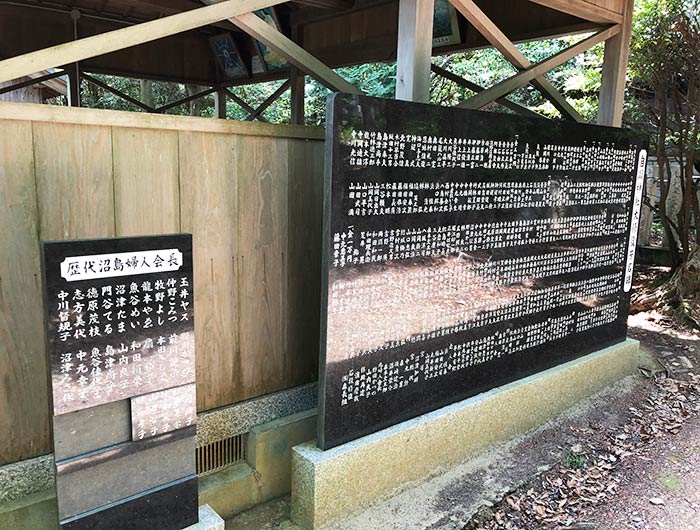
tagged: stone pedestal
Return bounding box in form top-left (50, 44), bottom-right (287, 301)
top-left (185, 505), bottom-right (224, 530)
top-left (291, 340), bottom-right (641, 530)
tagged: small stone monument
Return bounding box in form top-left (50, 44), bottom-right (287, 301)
top-left (41, 234), bottom-right (223, 530)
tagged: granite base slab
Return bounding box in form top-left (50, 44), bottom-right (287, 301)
top-left (185, 505), bottom-right (225, 530)
top-left (291, 339), bottom-right (641, 529)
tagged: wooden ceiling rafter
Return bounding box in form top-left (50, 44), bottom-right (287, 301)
top-left (524, 0), bottom-right (624, 25)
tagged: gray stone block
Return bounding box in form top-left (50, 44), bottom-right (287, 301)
top-left (186, 505), bottom-right (225, 530)
top-left (56, 430), bottom-right (195, 520)
top-left (53, 400), bottom-right (131, 461)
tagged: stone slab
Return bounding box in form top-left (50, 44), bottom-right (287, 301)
top-left (186, 505), bottom-right (225, 530)
top-left (197, 383), bottom-right (317, 447)
top-left (56, 428), bottom-right (195, 519)
top-left (0, 455), bottom-right (53, 504)
top-left (53, 400), bottom-right (131, 461)
top-left (291, 339), bottom-right (640, 529)
top-left (60, 476), bottom-right (198, 530)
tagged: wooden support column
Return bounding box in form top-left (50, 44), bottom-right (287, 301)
top-left (597, 0), bottom-right (633, 127)
top-left (215, 88), bottom-right (228, 119)
top-left (290, 67), bottom-right (305, 124)
top-left (396, 0), bottom-right (435, 103)
top-left (290, 24), bottom-right (305, 125)
top-left (67, 64), bottom-right (81, 107)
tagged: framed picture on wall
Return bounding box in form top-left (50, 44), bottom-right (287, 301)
top-left (433, 0), bottom-right (461, 47)
top-left (253, 7), bottom-right (289, 72)
top-left (209, 33), bottom-right (249, 80)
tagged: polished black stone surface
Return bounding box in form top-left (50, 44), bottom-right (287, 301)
top-left (42, 234), bottom-right (195, 416)
top-left (60, 476), bottom-right (198, 530)
top-left (41, 234), bottom-right (199, 527)
top-left (318, 94), bottom-right (647, 450)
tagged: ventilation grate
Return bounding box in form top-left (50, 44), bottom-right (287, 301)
top-left (196, 433), bottom-right (247, 476)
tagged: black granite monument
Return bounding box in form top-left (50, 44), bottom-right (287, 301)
top-left (41, 234), bottom-right (198, 530)
top-left (318, 94), bottom-right (647, 450)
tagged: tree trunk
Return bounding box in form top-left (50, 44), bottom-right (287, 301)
top-left (664, 246), bottom-right (700, 328)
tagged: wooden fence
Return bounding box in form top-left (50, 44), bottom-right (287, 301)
top-left (0, 102), bottom-right (325, 465)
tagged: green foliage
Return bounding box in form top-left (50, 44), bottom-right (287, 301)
top-left (625, 0), bottom-right (700, 267)
top-left (564, 450), bottom-right (587, 469)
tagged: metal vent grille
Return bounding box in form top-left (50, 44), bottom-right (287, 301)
top-left (196, 433), bottom-right (247, 476)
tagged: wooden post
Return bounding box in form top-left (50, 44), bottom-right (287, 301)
top-left (597, 0), bottom-right (633, 127)
top-left (215, 88), bottom-right (228, 119)
top-left (395, 0), bottom-right (435, 103)
top-left (67, 64), bottom-right (81, 107)
top-left (290, 24), bottom-right (305, 125)
top-left (140, 79), bottom-right (154, 109)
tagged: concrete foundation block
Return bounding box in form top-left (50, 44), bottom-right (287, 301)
top-left (291, 339), bottom-right (641, 530)
top-left (248, 409), bottom-right (317, 501)
top-left (198, 463), bottom-right (258, 520)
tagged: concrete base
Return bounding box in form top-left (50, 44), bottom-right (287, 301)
top-left (199, 409), bottom-right (317, 519)
top-left (186, 505), bottom-right (224, 530)
top-left (291, 339), bottom-right (641, 530)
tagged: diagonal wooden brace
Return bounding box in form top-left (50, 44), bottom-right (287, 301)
top-left (449, 0), bottom-right (586, 122)
top-left (246, 79), bottom-right (292, 121)
top-left (458, 25), bottom-right (620, 111)
top-left (430, 63), bottom-right (543, 119)
top-left (202, 0), bottom-right (361, 94)
top-left (0, 0), bottom-right (286, 85)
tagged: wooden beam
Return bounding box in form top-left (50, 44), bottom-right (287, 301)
top-left (395, 0), bottom-right (435, 103)
top-left (292, 0), bottom-right (354, 9)
top-left (246, 79), bottom-right (291, 121)
top-left (449, 0), bottom-right (585, 122)
top-left (290, 24), bottom-right (306, 125)
top-left (224, 88), bottom-right (270, 122)
top-left (215, 88), bottom-right (228, 119)
top-left (201, 1), bottom-right (361, 94)
top-left (0, 71), bottom-right (65, 96)
top-left (67, 65), bottom-right (81, 107)
top-left (458, 25), bottom-right (620, 110)
top-left (0, 0), bottom-right (284, 84)
top-left (156, 87), bottom-right (217, 113)
top-left (597, 0), bottom-right (633, 127)
top-left (83, 73), bottom-right (155, 112)
top-left (525, 0), bottom-right (624, 24)
top-left (430, 64), bottom-right (544, 119)
top-left (231, 12), bottom-right (361, 94)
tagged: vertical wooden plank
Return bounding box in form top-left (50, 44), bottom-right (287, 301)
top-left (286, 139), bottom-right (323, 387)
top-left (597, 0), bottom-right (633, 127)
top-left (33, 122), bottom-right (115, 240)
top-left (396, 0), bottom-right (435, 103)
top-left (0, 121), bottom-right (50, 464)
top-left (179, 131), bottom-right (242, 411)
top-left (237, 136), bottom-right (288, 399)
top-left (113, 128), bottom-right (180, 235)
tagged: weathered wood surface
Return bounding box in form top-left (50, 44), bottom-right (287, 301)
top-left (113, 128), bottom-right (181, 236)
top-left (179, 131), bottom-right (242, 411)
top-left (0, 121), bottom-right (49, 464)
top-left (0, 103), bottom-right (323, 465)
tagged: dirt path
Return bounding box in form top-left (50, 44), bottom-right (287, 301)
top-left (466, 313), bottom-right (700, 530)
